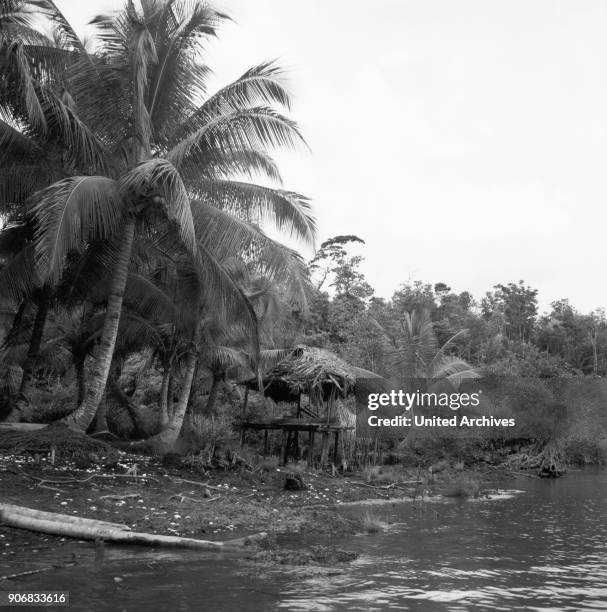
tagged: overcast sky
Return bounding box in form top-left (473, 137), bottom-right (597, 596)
top-left (56, 0), bottom-right (607, 314)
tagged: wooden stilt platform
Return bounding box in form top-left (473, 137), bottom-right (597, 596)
top-left (239, 419), bottom-right (354, 467)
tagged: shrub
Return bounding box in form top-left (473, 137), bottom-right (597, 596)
top-left (443, 476), bottom-right (481, 498)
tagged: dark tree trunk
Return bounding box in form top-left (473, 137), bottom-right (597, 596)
top-left (5, 300), bottom-right (27, 347)
top-left (107, 376), bottom-right (146, 436)
top-left (166, 375), bottom-right (174, 416)
top-left (150, 350), bottom-right (198, 453)
top-left (204, 375), bottom-right (221, 416)
top-left (19, 296), bottom-right (50, 396)
top-left (75, 359), bottom-right (86, 406)
top-left (159, 369), bottom-right (170, 429)
top-left (64, 219), bottom-right (136, 431)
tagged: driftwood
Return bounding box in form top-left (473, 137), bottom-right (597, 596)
top-left (1, 560), bottom-right (77, 581)
top-left (168, 493), bottom-right (205, 504)
top-left (349, 480), bottom-right (422, 490)
top-left (99, 493), bottom-right (141, 502)
top-left (170, 477), bottom-right (227, 493)
top-left (0, 503), bottom-right (266, 551)
top-left (0, 423), bottom-right (48, 432)
top-left (223, 532), bottom-right (269, 550)
top-left (19, 470), bottom-right (158, 486)
top-left (0, 504), bottom-right (131, 531)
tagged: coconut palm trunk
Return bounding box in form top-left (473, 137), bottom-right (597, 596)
top-left (204, 375), bottom-right (221, 416)
top-left (75, 359), bottom-right (86, 406)
top-left (150, 349), bottom-right (198, 453)
top-left (63, 219), bottom-right (136, 431)
top-left (158, 369), bottom-right (171, 429)
top-left (4, 296), bottom-right (51, 422)
top-left (5, 301), bottom-right (27, 348)
top-left (18, 295), bottom-right (50, 396)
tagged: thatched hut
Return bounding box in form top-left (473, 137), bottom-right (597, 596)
top-left (245, 345), bottom-right (385, 419)
top-left (241, 346), bottom-right (388, 467)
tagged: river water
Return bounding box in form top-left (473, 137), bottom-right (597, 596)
top-left (4, 470), bottom-right (606, 611)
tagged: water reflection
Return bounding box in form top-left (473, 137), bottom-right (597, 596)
top-left (281, 470), bottom-right (607, 611)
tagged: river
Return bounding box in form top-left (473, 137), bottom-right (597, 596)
top-left (3, 469), bottom-right (606, 611)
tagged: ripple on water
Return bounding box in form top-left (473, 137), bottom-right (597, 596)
top-left (280, 472), bottom-right (607, 611)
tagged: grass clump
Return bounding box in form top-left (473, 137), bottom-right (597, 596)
top-left (358, 510), bottom-right (389, 533)
top-left (443, 475), bottom-right (481, 499)
top-left (362, 464), bottom-right (403, 483)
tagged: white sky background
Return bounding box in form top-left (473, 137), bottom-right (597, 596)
top-left (56, 0), bottom-right (607, 314)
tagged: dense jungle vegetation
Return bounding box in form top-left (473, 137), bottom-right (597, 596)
top-left (1, 0), bottom-right (605, 468)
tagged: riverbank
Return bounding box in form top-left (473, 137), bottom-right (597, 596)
top-left (0, 443), bottom-right (513, 570)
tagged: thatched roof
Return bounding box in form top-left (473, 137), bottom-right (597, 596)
top-left (246, 346), bottom-right (387, 403)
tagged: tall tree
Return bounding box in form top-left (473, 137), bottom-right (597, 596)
top-left (1, 0), bottom-right (315, 430)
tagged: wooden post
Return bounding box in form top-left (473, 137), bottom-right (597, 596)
top-left (307, 429), bottom-right (316, 467)
top-left (239, 387), bottom-right (249, 448)
top-left (282, 430), bottom-right (289, 465)
top-left (333, 430), bottom-right (339, 466)
top-left (263, 429), bottom-right (269, 457)
top-left (319, 431), bottom-right (330, 467)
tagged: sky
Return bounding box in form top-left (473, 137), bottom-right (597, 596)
top-left (55, 0), bottom-right (607, 314)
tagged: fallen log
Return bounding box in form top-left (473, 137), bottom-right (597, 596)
top-left (223, 532), bottom-right (269, 550)
top-left (0, 504), bottom-right (131, 531)
top-left (0, 423), bottom-right (48, 432)
top-left (0, 504), bottom-right (267, 551)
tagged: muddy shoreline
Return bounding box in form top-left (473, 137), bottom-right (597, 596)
top-left (0, 446), bottom-right (517, 577)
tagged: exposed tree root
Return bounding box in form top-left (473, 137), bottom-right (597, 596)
top-left (504, 441), bottom-right (566, 477)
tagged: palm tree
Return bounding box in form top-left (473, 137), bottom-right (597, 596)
top-left (386, 309), bottom-right (480, 383)
top-left (1, 0), bottom-right (315, 431)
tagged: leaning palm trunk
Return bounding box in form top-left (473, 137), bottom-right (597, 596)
top-left (4, 299), bottom-right (50, 422)
top-left (19, 295), bottom-right (50, 396)
top-left (75, 359), bottom-right (86, 406)
top-left (204, 375), bottom-right (221, 416)
top-left (63, 220), bottom-right (136, 431)
top-left (148, 349), bottom-right (198, 453)
top-left (158, 369), bottom-right (171, 429)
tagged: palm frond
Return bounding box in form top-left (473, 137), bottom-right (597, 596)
top-left (119, 157), bottom-right (195, 253)
top-left (146, 1), bottom-right (227, 136)
top-left (429, 328), bottom-right (470, 368)
top-left (124, 271), bottom-right (179, 324)
top-left (129, 22), bottom-right (157, 155)
top-left (0, 120), bottom-right (40, 164)
top-left (186, 60), bottom-right (292, 125)
top-left (199, 344), bottom-right (247, 371)
top-left (433, 357), bottom-right (482, 383)
top-left (31, 176), bottom-right (125, 283)
top-left (0, 165), bottom-right (61, 212)
top-left (182, 148), bottom-right (282, 183)
top-left (27, 0), bottom-right (89, 54)
top-left (5, 40), bottom-right (47, 131)
top-left (38, 85), bottom-right (107, 171)
top-left (189, 198), bottom-right (310, 305)
top-left (0, 243), bottom-right (37, 301)
top-left (167, 106), bottom-right (306, 169)
top-left (258, 347), bottom-right (293, 372)
top-left (190, 180), bottom-right (315, 245)
top-left (1, 0), bottom-right (37, 32)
